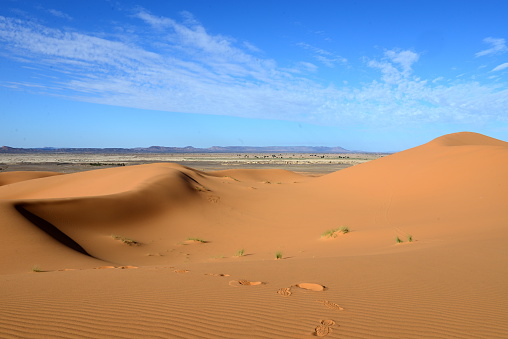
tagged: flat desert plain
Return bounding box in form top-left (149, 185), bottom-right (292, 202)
top-left (0, 132), bottom-right (507, 338)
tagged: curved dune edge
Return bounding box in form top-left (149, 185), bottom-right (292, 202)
top-left (0, 171), bottom-right (63, 186)
top-left (1, 132), bottom-right (508, 338)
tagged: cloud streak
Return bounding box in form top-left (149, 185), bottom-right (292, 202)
top-left (476, 37), bottom-right (507, 57)
top-left (47, 9), bottom-right (73, 20)
top-left (297, 42), bottom-right (347, 67)
top-left (492, 63), bottom-right (508, 72)
top-left (0, 12), bottom-right (507, 127)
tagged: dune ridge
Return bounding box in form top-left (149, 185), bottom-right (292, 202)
top-left (0, 171), bottom-right (63, 186)
top-left (1, 132), bottom-right (507, 338)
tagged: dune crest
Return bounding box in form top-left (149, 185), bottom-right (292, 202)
top-left (0, 171), bottom-right (63, 186)
top-left (426, 131), bottom-right (508, 147)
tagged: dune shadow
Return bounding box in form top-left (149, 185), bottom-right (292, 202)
top-left (14, 204), bottom-right (95, 258)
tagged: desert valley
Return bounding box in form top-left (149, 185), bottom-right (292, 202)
top-left (1, 131), bottom-right (507, 338)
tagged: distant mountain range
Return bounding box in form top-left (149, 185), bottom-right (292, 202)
top-left (0, 145), bottom-right (354, 154)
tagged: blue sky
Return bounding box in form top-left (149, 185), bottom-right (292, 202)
top-left (1, 0), bottom-right (507, 152)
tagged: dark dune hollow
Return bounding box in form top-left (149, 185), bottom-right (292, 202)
top-left (14, 204), bottom-right (93, 258)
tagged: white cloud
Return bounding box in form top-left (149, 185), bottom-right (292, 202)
top-left (297, 42), bottom-right (347, 67)
top-left (47, 9), bottom-right (72, 20)
top-left (242, 41), bottom-right (262, 53)
top-left (0, 13), bottom-right (507, 128)
top-left (492, 63), bottom-right (508, 72)
top-left (134, 10), bottom-right (173, 29)
top-left (385, 50), bottom-right (419, 74)
top-left (296, 61), bottom-right (318, 72)
top-left (367, 49), bottom-right (419, 84)
top-left (475, 37), bottom-right (507, 57)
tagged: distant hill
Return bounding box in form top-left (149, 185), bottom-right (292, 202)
top-left (0, 145), bottom-right (353, 154)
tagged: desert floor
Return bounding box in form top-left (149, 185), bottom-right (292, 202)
top-left (1, 132), bottom-right (507, 338)
top-left (0, 152), bottom-right (383, 175)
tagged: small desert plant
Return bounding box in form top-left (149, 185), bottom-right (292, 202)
top-left (396, 236), bottom-right (403, 244)
top-left (186, 237), bottom-right (207, 243)
top-left (275, 251), bottom-right (283, 259)
top-left (112, 234), bottom-right (141, 246)
top-left (235, 249), bottom-right (245, 257)
top-left (407, 235), bottom-right (413, 242)
top-left (321, 228), bottom-right (339, 238)
top-left (31, 265), bottom-right (43, 272)
top-left (321, 226), bottom-right (349, 238)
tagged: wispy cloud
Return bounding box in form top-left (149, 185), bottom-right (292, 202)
top-left (367, 49), bottom-right (419, 84)
top-left (0, 12), bottom-right (507, 127)
top-left (492, 63), bottom-right (508, 72)
top-left (297, 42), bottom-right (347, 68)
top-left (475, 37), bottom-right (507, 57)
top-left (242, 41), bottom-right (262, 53)
top-left (47, 9), bottom-right (72, 20)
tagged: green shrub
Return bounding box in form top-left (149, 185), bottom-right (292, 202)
top-left (112, 234), bottom-right (141, 246)
top-left (31, 265), bottom-right (43, 272)
top-left (321, 226), bottom-right (349, 238)
top-left (186, 237), bottom-right (207, 243)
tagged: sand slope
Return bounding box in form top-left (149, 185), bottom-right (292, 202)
top-left (0, 171), bottom-right (63, 186)
top-left (1, 132), bottom-right (507, 338)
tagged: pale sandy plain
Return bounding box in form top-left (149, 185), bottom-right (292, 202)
top-left (0, 132), bottom-right (507, 338)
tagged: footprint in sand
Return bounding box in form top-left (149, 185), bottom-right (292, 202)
top-left (276, 287), bottom-right (292, 296)
top-left (316, 300), bottom-right (344, 311)
top-left (313, 320), bottom-right (337, 337)
top-left (228, 279), bottom-right (264, 287)
top-left (207, 195), bottom-right (220, 203)
top-left (295, 283), bottom-right (326, 291)
top-left (277, 283), bottom-right (325, 296)
top-left (173, 269), bottom-right (189, 273)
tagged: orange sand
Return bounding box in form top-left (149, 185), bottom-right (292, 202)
top-left (1, 132), bottom-right (507, 338)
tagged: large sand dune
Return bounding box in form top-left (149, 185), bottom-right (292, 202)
top-left (1, 132), bottom-right (507, 338)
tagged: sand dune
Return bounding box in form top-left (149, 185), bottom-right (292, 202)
top-left (0, 170), bottom-right (62, 186)
top-left (1, 132), bottom-right (507, 338)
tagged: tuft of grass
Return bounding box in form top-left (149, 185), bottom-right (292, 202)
top-left (408, 235), bottom-right (413, 242)
top-left (186, 237), bottom-right (207, 243)
top-left (396, 236), bottom-right (403, 244)
top-left (112, 234), bottom-right (141, 246)
top-left (235, 249), bottom-right (245, 257)
top-left (31, 265), bottom-right (43, 273)
top-left (321, 228), bottom-right (338, 238)
top-left (275, 251), bottom-right (283, 260)
top-left (321, 226), bottom-right (350, 238)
